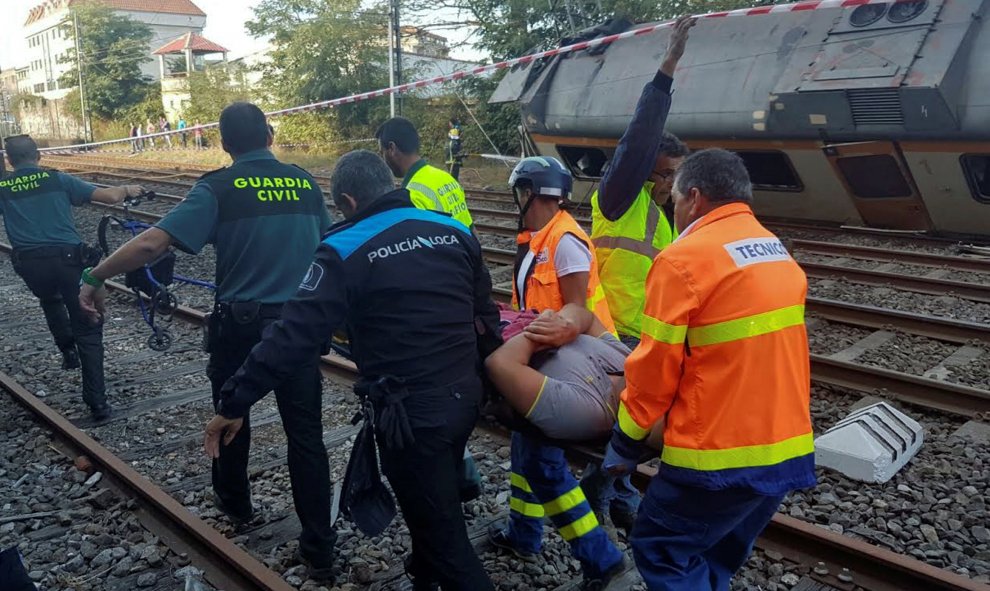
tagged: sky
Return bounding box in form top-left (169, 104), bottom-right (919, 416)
top-left (0, 0), bottom-right (482, 73)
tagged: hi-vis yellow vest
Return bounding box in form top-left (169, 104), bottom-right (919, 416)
top-left (591, 186), bottom-right (676, 338)
top-left (406, 164), bottom-right (474, 228)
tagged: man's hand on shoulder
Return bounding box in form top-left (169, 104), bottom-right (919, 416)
top-left (659, 15), bottom-right (696, 78)
top-left (523, 310), bottom-right (579, 349)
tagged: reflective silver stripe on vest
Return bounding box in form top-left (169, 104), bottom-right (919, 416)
top-left (592, 203), bottom-right (662, 258)
top-left (407, 181), bottom-right (442, 210)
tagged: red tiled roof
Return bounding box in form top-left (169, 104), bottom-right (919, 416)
top-left (26, 0), bottom-right (206, 26)
top-left (153, 31), bottom-right (228, 55)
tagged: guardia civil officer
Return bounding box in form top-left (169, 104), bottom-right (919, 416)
top-left (0, 134), bottom-right (143, 420)
top-left (605, 149), bottom-right (816, 590)
top-left (77, 103), bottom-right (337, 580)
top-left (377, 117), bottom-right (474, 228)
top-left (203, 150), bottom-right (498, 591)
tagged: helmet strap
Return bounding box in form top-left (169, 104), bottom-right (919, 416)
top-left (514, 188), bottom-right (538, 233)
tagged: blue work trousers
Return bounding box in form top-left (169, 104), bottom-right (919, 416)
top-left (507, 432), bottom-right (622, 578)
top-left (631, 477), bottom-right (784, 591)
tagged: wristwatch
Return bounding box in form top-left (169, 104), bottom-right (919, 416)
top-left (80, 267), bottom-right (104, 288)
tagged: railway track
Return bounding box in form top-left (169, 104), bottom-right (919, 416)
top-left (8, 154), bottom-right (990, 588)
top-left (56, 163), bottom-right (990, 311)
top-left (3, 238), bottom-right (988, 590)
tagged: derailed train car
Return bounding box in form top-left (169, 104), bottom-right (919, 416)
top-left (491, 0), bottom-right (990, 239)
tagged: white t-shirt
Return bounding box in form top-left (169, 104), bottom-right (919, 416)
top-left (516, 233), bottom-right (593, 309)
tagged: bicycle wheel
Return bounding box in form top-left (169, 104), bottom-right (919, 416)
top-left (97, 216), bottom-right (134, 257)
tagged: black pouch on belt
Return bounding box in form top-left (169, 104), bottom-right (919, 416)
top-left (229, 302), bottom-right (261, 325)
top-left (354, 375), bottom-right (415, 451)
top-left (78, 243), bottom-right (102, 268)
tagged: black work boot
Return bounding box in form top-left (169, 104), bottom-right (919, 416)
top-left (581, 557), bottom-right (627, 591)
top-left (294, 548), bottom-right (335, 583)
top-left (90, 403), bottom-right (113, 422)
top-left (61, 347), bottom-right (80, 370)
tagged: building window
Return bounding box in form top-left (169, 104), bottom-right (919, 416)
top-left (961, 155), bottom-right (990, 204)
top-left (835, 154), bottom-right (913, 198)
top-left (33, 83), bottom-right (45, 93)
top-left (46, 81), bottom-right (55, 91)
top-left (556, 146), bottom-right (610, 178)
top-left (734, 151), bottom-right (803, 191)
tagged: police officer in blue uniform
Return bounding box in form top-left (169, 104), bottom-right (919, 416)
top-left (203, 150), bottom-right (499, 591)
top-left (0, 134), bottom-right (143, 420)
top-left (77, 104), bottom-right (338, 580)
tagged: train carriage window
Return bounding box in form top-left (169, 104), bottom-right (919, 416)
top-left (961, 155), bottom-right (990, 204)
top-left (557, 146), bottom-right (609, 179)
top-left (734, 151), bottom-right (803, 192)
top-left (835, 154), bottom-right (912, 198)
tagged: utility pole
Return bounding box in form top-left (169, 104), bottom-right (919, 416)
top-left (73, 11), bottom-right (91, 142)
top-left (387, 0), bottom-right (402, 117)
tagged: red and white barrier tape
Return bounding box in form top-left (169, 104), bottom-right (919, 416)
top-left (27, 0), bottom-right (888, 154)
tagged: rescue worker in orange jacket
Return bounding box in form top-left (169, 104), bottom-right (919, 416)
top-left (490, 156), bottom-right (625, 590)
top-left (604, 149), bottom-right (817, 591)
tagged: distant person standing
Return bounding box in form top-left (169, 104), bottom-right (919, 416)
top-left (178, 117), bottom-right (188, 148)
top-left (134, 123), bottom-right (144, 152)
top-left (160, 117), bottom-right (173, 149)
top-left (129, 123), bottom-right (139, 153)
top-left (194, 122), bottom-right (204, 150)
top-left (0, 135), bottom-right (144, 420)
top-left (447, 118), bottom-right (463, 181)
top-left (145, 119), bottom-right (156, 149)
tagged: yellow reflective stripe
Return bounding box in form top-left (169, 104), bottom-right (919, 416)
top-left (524, 377), bottom-right (548, 419)
top-left (558, 510), bottom-right (599, 541)
top-left (617, 402), bottom-right (649, 441)
top-left (510, 497), bottom-right (546, 518)
top-left (407, 181), bottom-right (442, 210)
top-left (641, 314), bottom-right (687, 345)
top-left (661, 432), bottom-right (815, 471)
top-left (542, 486), bottom-right (586, 517)
top-left (687, 304), bottom-right (805, 347)
top-left (510, 472), bottom-right (532, 493)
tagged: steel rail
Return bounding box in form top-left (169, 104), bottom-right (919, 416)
top-left (803, 261), bottom-right (990, 304)
top-left (807, 297), bottom-right (990, 345)
top-left (792, 239), bottom-right (990, 273)
top-left (0, 370), bottom-right (294, 591)
top-left (3, 242), bottom-right (985, 591)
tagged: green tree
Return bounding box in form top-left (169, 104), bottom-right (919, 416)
top-left (59, 3), bottom-right (154, 120)
top-left (247, 0), bottom-right (391, 140)
top-left (183, 66), bottom-right (253, 124)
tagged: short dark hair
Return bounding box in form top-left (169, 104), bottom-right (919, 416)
top-left (658, 131), bottom-right (689, 159)
top-left (673, 148), bottom-right (753, 204)
top-left (219, 102), bottom-right (269, 155)
top-left (4, 135), bottom-right (40, 167)
top-left (376, 117), bottom-right (420, 154)
top-left (330, 150), bottom-right (396, 209)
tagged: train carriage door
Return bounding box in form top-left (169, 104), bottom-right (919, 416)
top-left (823, 141), bottom-right (933, 231)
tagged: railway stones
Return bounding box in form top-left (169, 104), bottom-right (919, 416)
top-left (815, 401), bottom-right (924, 483)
